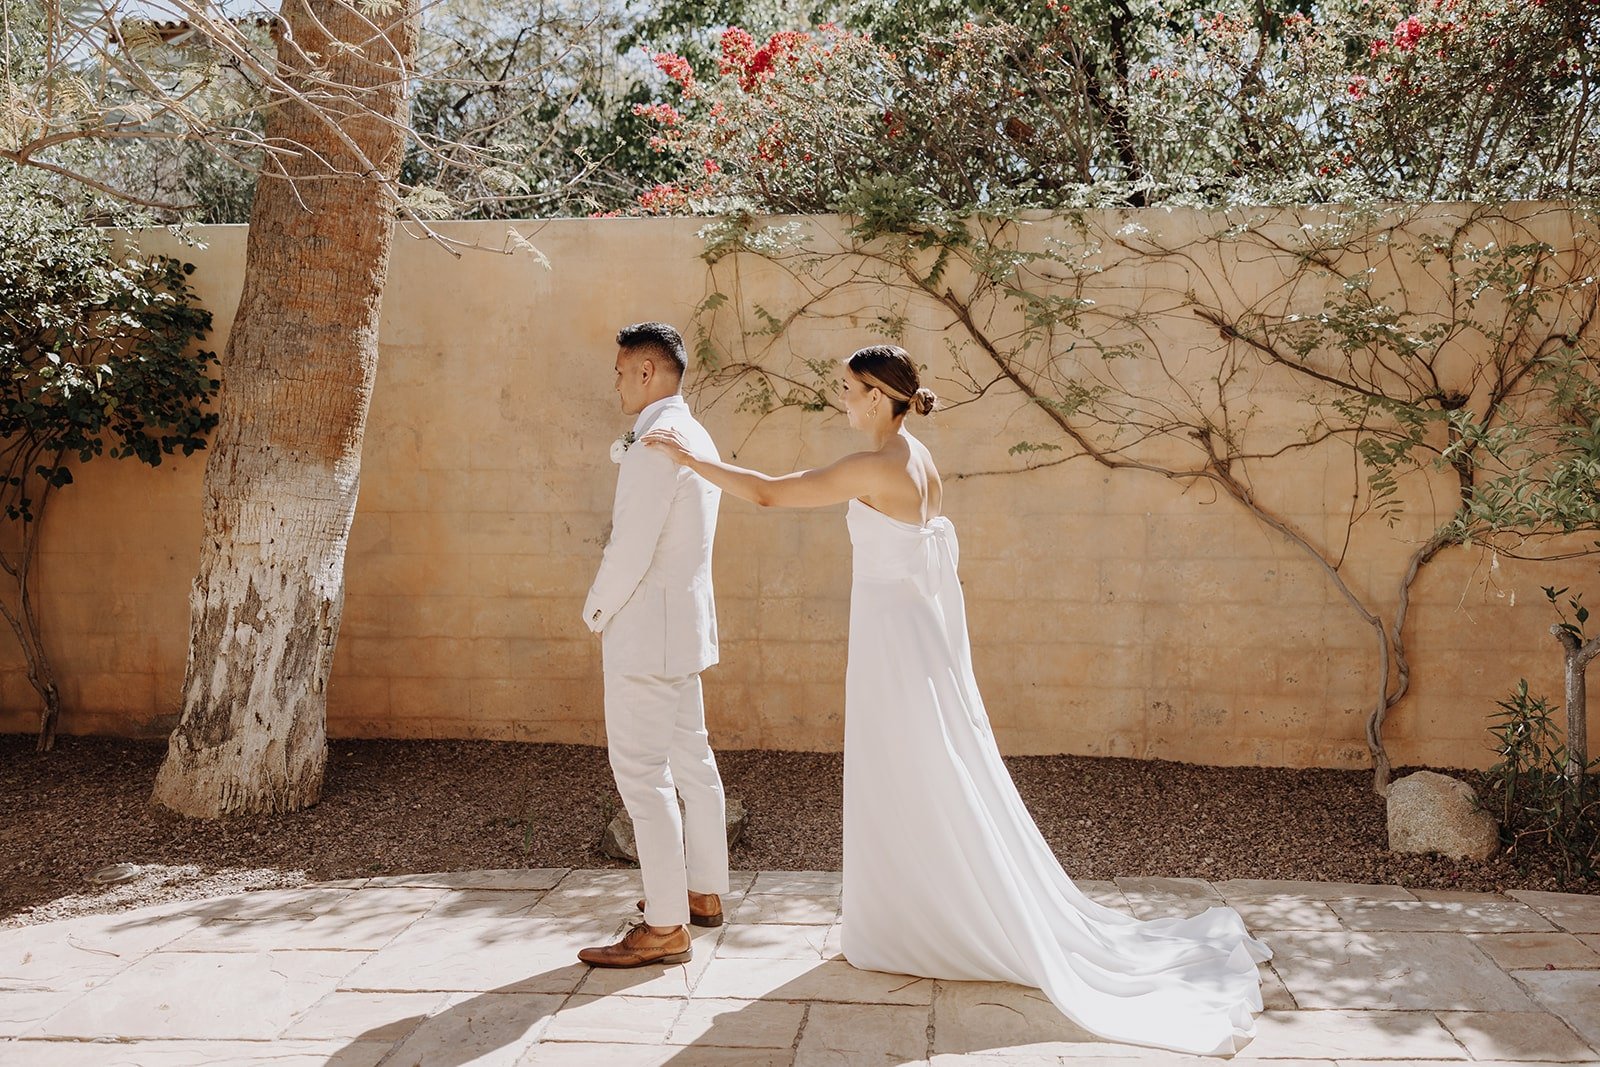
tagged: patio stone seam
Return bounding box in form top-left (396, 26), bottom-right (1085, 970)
top-left (1502, 969), bottom-right (1600, 1058)
top-left (382, 988), bottom-right (545, 1063)
top-left (1264, 961), bottom-right (1300, 1010)
top-left (1426, 1009), bottom-right (1476, 1062)
top-left (792, 1001), bottom-right (813, 1058)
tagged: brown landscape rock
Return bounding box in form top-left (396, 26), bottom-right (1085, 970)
top-left (1387, 770), bottom-right (1500, 861)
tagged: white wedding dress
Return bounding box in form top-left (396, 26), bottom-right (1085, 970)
top-left (839, 499), bottom-right (1271, 1057)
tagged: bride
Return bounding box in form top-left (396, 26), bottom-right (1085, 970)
top-left (641, 344), bottom-right (1270, 1057)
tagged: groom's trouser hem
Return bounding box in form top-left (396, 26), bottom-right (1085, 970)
top-left (603, 669), bottom-right (730, 928)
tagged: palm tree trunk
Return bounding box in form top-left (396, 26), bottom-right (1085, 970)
top-left (152, 0), bottom-right (417, 817)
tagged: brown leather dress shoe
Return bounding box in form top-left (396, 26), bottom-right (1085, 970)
top-left (577, 921), bottom-right (692, 968)
top-left (635, 890), bottom-right (724, 928)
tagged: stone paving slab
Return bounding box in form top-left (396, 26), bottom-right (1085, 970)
top-left (3, 871), bottom-right (1598, 1066)
top-left (198, 887), bottom-right (360, 922)
top-left (365, 868), bottom-right (569, 891)
top-left (1234, 1009), bottom-right (1466, 1060)
top-left (1435, 1009), bottom-right (1597, 1062)
top-left (1227, 897), bottom-right (1344, 933)
top-left (525, 1043), bottom-right (792, 1065)
top-left (717, 922), bottom-right (833, 959)
top-left (930, 979), bottom-right (1106, 1056)
top-left (1074, 880), bottom-right (1132, 912)
top-left (1114, 878), bottom-right (1224, 920)
top-left (691, 957), bottom-right (934, 1004)
top-left (1329, 896), bottom-right (1556, 934)
top-left (1468, 932), bottom-right (1600, 971)
top-left (1214, 880), bottom-right (1419, 902)
top-left (31, 949), bottom-right (364, 1040)
top-left (796, 1002), bottom-right (930, 1065)
top-left (0, 990), bottom-right (79, 1037)
top-left (0, 905), bottom-right (206, 993)
top-left (387, 990), bottom-right (561, 1064)
top-left (1511, 969), bottom-right (1600, 1049)
top-left (1265, 930), bottom-right (1543, 1011)
top-left (163, 886), bottom-right (446, 953)
top-left (733, 892), bottom-right (842, 926)
top-left (667, 995), bottom-right (807, 1049)
top-left (1508, 891), bottom-right (1600, 934)
top-left (280, 989), bottom-right (452, 1040)
top-left (749, 871), bottom-right (842, 894)
top-left (0, 1038), bottom-right (392, 1066)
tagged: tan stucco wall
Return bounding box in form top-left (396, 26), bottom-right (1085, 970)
top-left (2, 212), bottom-right (1594, 769)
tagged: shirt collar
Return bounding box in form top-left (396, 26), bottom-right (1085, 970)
top-left (632, 393), bottom-right (686, 436)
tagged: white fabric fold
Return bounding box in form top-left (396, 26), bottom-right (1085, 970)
top-left (840, 499), bottom-right (1269, 1057)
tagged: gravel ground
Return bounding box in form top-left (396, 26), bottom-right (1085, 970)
top-left (2, 734), bottom-right (1592, 927)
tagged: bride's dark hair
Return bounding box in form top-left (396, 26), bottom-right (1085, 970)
top-left (847, 344), bottom-right (937, 417)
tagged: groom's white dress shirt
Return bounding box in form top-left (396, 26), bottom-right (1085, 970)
top-left (582, 394), bottom-right (721, 676)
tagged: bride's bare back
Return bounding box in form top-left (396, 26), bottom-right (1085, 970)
top-left (858, 430), bottom-right (943, 526)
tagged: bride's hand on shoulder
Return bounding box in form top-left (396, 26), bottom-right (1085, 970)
top-left (641, 428), bottom-right (698, 467)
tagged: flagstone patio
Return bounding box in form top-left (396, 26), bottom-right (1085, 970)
top-left (2, 870), bottom-right (1597, 1065)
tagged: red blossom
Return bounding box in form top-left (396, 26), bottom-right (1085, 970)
top-left (703, 158), bottom-right (721, 174)
top-left (716, 29), bottom-right (814, 91)
top-left (651, 51), bottom-right (696, 92)
top-left (631, 102), bottom-right (682, 127)
top-left (637, 183), bottom-right (688, 214)
top-left (1393, 15), bottom-right (1425, 51)
top-left (744, 31), bottom-right (811, 90)
top-left (719, 27), bottom-right (756, 74)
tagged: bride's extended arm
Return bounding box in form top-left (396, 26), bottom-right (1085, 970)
top-left (641, 428), bottom-right (884, 509)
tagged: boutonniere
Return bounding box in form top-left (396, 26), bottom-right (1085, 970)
top-left (609, 430), bottom-right (636, 464)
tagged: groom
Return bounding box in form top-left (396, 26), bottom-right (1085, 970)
top-left (578, 322), bottom-right (730, 968)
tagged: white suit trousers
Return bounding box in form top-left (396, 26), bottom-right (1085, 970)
top-left (603, 671), bottom-right (730, 927)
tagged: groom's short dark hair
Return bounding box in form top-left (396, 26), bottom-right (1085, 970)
top-left (617, 322), bottom-right (687, 378)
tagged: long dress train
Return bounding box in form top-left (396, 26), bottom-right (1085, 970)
top-left (840, 499), bottom-right (1271, 1057)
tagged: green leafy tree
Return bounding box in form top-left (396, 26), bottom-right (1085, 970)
top-left (1447, 347), bottom-right (1600, 806)
top-left (629, 0), bottom-right (1598, 214)
top-left (0, 166), bottom-right (218, 749)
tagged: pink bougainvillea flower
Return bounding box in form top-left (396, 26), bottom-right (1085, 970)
top-left (637, 183), bottom-right (688, 214)
top-left (719, 27), bottom-right (756, 75)
top-left (631, 102), bottom-right (682, 127)
top-left (1393, 15), bottom-right (1425, 50)
top-left (651, 51), bottom-right (696, 92)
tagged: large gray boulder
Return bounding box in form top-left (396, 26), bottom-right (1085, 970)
top-left (1386, 770), bottom-right (1500, 860)
top-left (601, 798), bottom-right (748, 864)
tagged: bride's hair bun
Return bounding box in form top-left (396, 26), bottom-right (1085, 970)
top-left (847, 344), bottom-right (936, 418)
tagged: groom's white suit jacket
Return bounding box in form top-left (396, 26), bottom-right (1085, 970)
top-left (583, 395), bottom-right (721, 677)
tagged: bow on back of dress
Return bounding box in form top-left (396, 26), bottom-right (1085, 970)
top-left (905, 516), bottom-right (990, 734)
